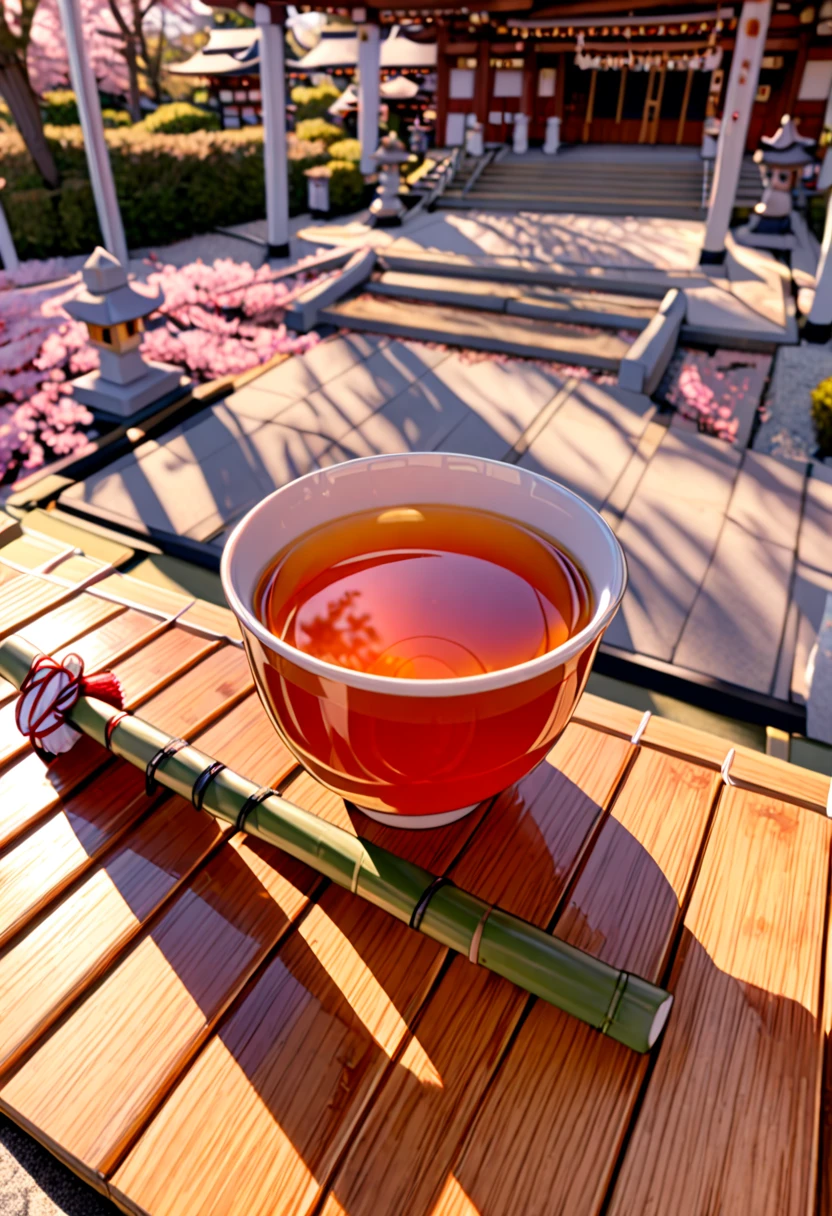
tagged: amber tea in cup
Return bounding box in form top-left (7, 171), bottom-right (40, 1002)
top-left (256, 505), bottom-right (592, 680)
top-left (222, 454), bottom-right (627, 828)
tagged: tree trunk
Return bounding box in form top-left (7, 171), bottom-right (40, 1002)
top-left (124, 38), bottom-right (142, 122)
top-left (0, 59), bottom-right (60, 189)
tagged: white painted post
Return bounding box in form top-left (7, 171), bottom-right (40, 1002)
top-left (700, 0), bottom-right (772, 265)
top-left (356, 16), bottom-right (381, 176)
top-left (255, 3), bottom-right (290, 258)
top-left (0, 186), bottom-right (18, 273)
top-left (58, 0), bottom-right (128, 268)
top-left (806, 189), bottom-right (832, 342)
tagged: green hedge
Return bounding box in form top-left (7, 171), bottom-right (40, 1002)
top-left (102, 109), bottom-right (133, 129)
top-left (294, 117), bottom-right (344, 146)
top-left (327, 138), bottom-right (361, 163)
top-left (41, 90), bottom-right (79, 126)
top-left (291, 83), bottom-right (340, 121)
top-left (1, 126), bottom-right (328, 260)
top-left (140, 102), bottom-right (220, 134)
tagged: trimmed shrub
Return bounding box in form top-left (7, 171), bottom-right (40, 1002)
top-left (294, 117), bottom-right (344, 146)
top-left (140, 103), bottom-right (220, 134)
top-left (327, 138), bottom-right (361, 163)
top-left (811, 375), bottom-right (832, 457)
top-left (102, 109), bottom-right (132, 128)
top-left (291, 83), bottom-right (340, 121)
top-left (0, 127), bottom-right (328, 259)
top-left (41, 90), bottom-right (79, 126)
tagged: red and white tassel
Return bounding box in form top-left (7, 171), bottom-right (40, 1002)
top-left (15, 653), bottom-right (124, 756)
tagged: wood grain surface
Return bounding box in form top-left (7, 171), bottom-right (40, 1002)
top-left (0, 544), bottom-right (829, 1216)
top-left (607, 785), bottom-right (831, 1216)
top-left (108, 752), bottom-right (498, 1216)
top-left (0, 620), bottom-right (215, 767)
top-left (0, 644), bottom-right (257, 951)
top-left (0, 691), bottom-right (297, 1080)
top-left (0, 595), bottom-right (122, 699)
top-left (312, 723), bottom-right (634, 1216)
top-left (0, 630), bottom-right (231, 852)
top-left (324, 747), bottom-right (718, 1216)
top-left (0, 832), bottom-right (323, 1184)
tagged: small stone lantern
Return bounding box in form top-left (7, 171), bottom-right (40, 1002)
top-left (64, 247), bottom-right (182, 419)
top-left (737, 115), bottom-right (815, 249)
top-left (513, 113), bottom-right (529, 155)
top-left (369, 133), bottom-right (410, 227)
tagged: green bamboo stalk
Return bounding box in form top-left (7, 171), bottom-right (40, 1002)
top-left (0, 634), bottom-right (672, 1053)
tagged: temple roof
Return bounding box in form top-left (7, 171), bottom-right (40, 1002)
top-left (170, 26), bottom-right (260, 77)
top-left (293, 27), bottom-right (436, 71)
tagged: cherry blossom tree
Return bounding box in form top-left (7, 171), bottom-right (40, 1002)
top-left (2, 0), bottom-right (202, 184)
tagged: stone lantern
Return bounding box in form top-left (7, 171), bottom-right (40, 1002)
top-left (736, 115), bottom-right (815, 249)
top-left (369, 132), bottom-right (410, 227)
top-left (64, 247), bottom-right (182, 419)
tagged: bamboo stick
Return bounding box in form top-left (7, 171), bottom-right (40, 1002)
top-left (0, 634), bottom-right (672, 1053)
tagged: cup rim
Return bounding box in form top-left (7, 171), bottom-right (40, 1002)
top-left (220, 453), bottom-right (628, 698)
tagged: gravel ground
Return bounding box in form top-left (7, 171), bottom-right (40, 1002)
top-left (753, 341), bottom-right (832, 460)
top-left (0, 1118), bottom-right (118, 1215)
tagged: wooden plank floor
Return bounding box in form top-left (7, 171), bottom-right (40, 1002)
top-left (0, 530), bottom-right (828, 1215)
top-left (55, 334), bottom-right (830, 724)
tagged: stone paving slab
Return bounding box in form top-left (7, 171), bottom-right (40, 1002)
top-left (604, 431), bottom-right (741, 661)
top-left (247, 333), bottom-right (388, 403)
top-left (785, 563), bottom-right (832, 705)
top-left (518, 379), bottom-right (655, 510)
top-left (727, 451), bottom-right (807, 552)
top-left (318, 376), bottom-right (474, 465)
top-left (55, 326), bottom-right (820, 726)
top-left (798, 462), bottom-right (832, 575)
top-left (674, 519), bottom-right (795, 695)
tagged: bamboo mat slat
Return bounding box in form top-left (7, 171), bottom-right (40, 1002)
top-left (0, 693), bottom-right (296, 1082)
top-left (0, 799), bottom-right (226, 1077)
top-left (319, 746), bottom-right (721, 1216)
top-left (0, 627), bottom-right (219, 849)
top-left (0, 595), bottom-right (124, 699)
top-left (0, 620), bottom-right (214, 768)
top-left (0, 643), bottom-right (263, 949)
top-left (0, 766), bottom-right (152, 953)
top-left (606, 784), bottom-right (831, 1216)
top-left (0, 567), bottom-right (828, 1216)
top-left (0, 832), bottom-right (324, 1186)
top-left (109, 723), bottom-right (632, 1216)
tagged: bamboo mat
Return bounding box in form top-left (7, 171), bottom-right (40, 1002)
top-left (0, 528), bottom-right (831, 1216)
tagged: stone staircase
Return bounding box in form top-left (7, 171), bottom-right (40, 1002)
top-left (316, 251), bottom-right (682, 380)
top-left (438, 150), bottom-right (764, 219)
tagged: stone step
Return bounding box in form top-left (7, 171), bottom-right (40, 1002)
top-left (438, 196), bottom-right (703, 218)
top-left (365, 270), bottom-right (655, 330)
top-left (376, 249), bottom-right (704, 295)
top-left (320, 294), bottom-right (631, 369)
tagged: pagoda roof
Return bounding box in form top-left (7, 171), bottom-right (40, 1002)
top-left (170, 26), bottom-right (260, 77)
top-left (292, 26), bottom-right (436, 71)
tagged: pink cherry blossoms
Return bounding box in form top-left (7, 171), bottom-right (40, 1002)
top-left (139, 256), bottom-right (323, 380)
top-left (661, 348), bottom-right (772, 444)
top-left (0, 255), bottom-right (324, 485)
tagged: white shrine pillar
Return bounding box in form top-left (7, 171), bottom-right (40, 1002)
top-left (806, 190), bottom-right (832, 342)
top-left (58, 0), bottom-right (128, 268)
top-left (355, 9), bottom-right (381, 176)
top-left (256, 3), bottom-right (290, 258)
top-left (700, 0), bottom-right (772, 265)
